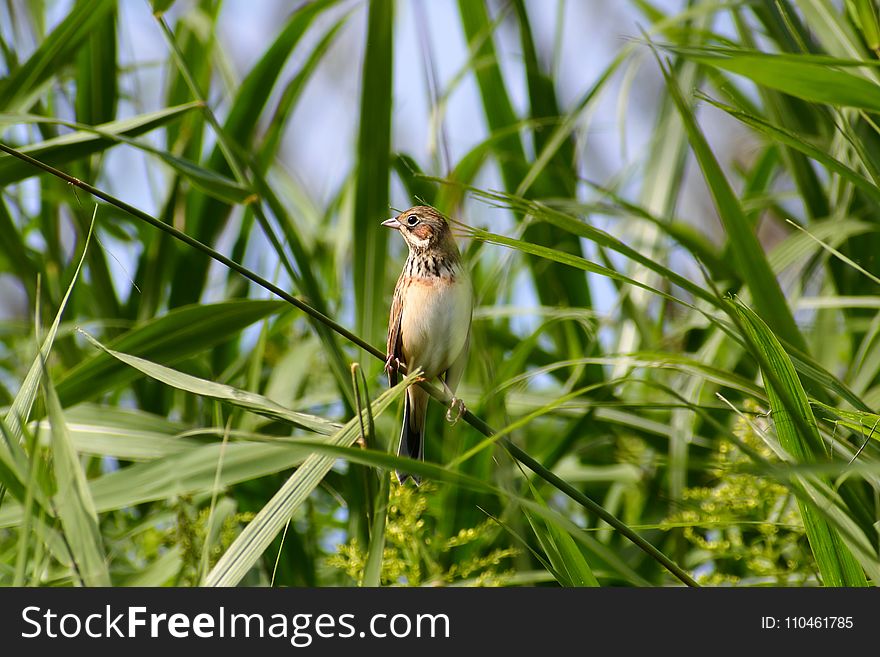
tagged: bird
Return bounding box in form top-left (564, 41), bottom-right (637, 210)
top-left (382, 205), bottom-right (473, 484)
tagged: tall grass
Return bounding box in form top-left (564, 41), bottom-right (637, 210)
top-left (1, 0), bottom-right (879, 587)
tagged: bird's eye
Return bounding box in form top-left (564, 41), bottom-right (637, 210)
top-left (406, 215), bottom-right (419, 226)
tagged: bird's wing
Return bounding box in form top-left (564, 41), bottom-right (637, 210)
top-left (386, 275), bottom-right (406, 386)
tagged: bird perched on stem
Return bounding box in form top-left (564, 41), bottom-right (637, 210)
top-left (382, 205), bottom-right (473, 484)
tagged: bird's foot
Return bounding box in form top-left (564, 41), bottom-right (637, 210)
top-left (446, 397), bottom-right (466, 425)
top-left (384, 355), bottom-right (401, 377)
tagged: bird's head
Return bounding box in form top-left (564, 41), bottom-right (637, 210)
top-left (381, 205), bottom-right (458, 255)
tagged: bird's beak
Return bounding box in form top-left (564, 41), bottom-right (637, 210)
top-left (381, 217), bottom-right (400, 230)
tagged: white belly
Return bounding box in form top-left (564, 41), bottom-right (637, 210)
top-left (400, 272), bottom-right (472, 378)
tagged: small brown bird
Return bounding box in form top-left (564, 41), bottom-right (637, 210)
top-left (382, 205), bottom-right (473, 483)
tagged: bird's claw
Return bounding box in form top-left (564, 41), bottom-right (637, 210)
top-left (384, 355), bottom-right (399, 376)
top-left (446, 397), bottom-right (466, 425)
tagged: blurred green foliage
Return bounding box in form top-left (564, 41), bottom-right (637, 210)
top-left (1, 0), bottom-right (880, 587)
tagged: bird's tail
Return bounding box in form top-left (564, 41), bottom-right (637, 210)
top-left (396, 386), bottom-right (427, 484)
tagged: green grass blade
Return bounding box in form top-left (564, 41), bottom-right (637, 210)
top-left (852, 0), bottom-right (880, 51)
top-left (247, 171), bottom-right (355, 411)
top-left (433, 124), bottom-right (524, 212)
top-left (456, 0), bottom-right (525, 183)
top-left (7, 112), bottom-right (253, 203)
top-left (654, 46), bottom-right (807, 353)
top-left (353, 0), bottom-right (394, 347)
top-left (42, 374), bottom-right (110, 586)
top-left (361, 472), bottom-right (390, 587)
top-left (511, 0), bottom-right (575, 196)
top-left (577, 186), bottom-right (737, 283)
top-left (0, 141), bottom-right (385, 376)
top-left (155, 8), bottom-right (356, 411)
top-left (94, 445), bottom-right (299, 516)
top-left (78, 331), bottom-right (340, 436)
top-left (437, 185), bottom-right (727, 310)
top-left (161, 4), bottom-right (216, 156)
top-left (729, 11), bottom-right (832, 223)
top-left (0, 0), bottom-right (115, 112)
top-left (32, 415), bottom-right (199, 461)
top-left (731, 300), bottom-right (867, 586)
top-left (0, 210), bottom-right (95, 570)
top-left (171, 0), bottom-right (337, 307)
top-left (0, 103), bottom-right (202, 185)
top-left (517, 58), bottom-right (622, 198)
top-left (0, 441), bottom-right (314, 529)
top-left (670, 47), bottom-right (880, 112)
top-left (226, 438), bottom-right (665, 586)
top-left (0, 421), bottom-right (74, 576)
top-left (522, 508), bottom-right (572, 585)
top-left (457, 0), bottom-right (594, 330)
top-left (466, 223), bottom-right (715, 310)
top-left (205, 373), bottom-right (416, 587)
top-left (523, 482), bottom-right (599, 587)
top-left (0, 198), bottom-right (40, 326)
top-left (151, 0), bottom-right (177, 15)
top-left (211, 1), bottom-right (337, 160)
top-left (55, 300), bottom-right (285, 407)
top-left (5, 214), bottom-right (93, 444)
top-left (74, 7), bottom-right (117, 125)
top-left (257, 16), bottom-right (348, 171)
top-left (699, 95), bottom-right (880, 203)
